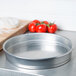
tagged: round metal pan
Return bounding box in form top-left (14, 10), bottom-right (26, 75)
top-left (3, 33), bottom-right (72, 69)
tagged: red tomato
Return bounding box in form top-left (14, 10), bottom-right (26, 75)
top-left (32, 20), bottom-right (40, 24)
top-left (46, 26), bottom-right (48, 31)
top-left (42, 21), bottom-right (49, 31)
top-left (48, 24), bottom-right (57, 33)
top-left (28, 22), bottom-right (36, 32)
top-left (36, 24), bottom-right (47, 33)
top-left (43, 21), bottom-right (49, 24)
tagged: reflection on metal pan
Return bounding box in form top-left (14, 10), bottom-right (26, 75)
top-left (3, 33), bottom-right (72, 69)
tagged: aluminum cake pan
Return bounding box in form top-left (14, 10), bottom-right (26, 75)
top-left (3, 33), bottom-right (72, 69)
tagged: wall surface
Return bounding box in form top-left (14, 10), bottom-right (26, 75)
top-left (0, 0), bottom-right (76, 31)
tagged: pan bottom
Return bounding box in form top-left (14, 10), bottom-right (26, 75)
top-left (7, 43), bottom-right (69, 59)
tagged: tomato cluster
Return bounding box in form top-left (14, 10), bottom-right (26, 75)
top-left (28, 20), bottom-right (57, 33)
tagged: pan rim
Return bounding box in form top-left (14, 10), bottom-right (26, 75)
top-left (3, 33), bottom-right (72, 61)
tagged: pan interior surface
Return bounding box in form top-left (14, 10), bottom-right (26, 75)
top-left (7, 41), bottom-right (70, 59)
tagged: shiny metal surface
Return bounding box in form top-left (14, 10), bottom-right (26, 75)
top-left (0, 31), bottom-right (76, 76)
top-left (3, 33), bottom-right (72, 69)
